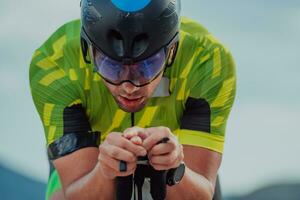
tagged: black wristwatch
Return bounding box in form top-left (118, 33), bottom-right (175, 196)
top-left (166, 163), bottom-right (185, 186)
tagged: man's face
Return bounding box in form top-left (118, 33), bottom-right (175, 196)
top-left (103, 72), bottom-right (164, 113)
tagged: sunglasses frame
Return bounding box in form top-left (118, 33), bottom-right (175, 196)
top-left (81, 28), bottom-right (179, 87)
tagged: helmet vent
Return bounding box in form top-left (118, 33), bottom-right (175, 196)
top-left (108, 30), bottom-right (125, 57)
top-left (82, 0), bottom-right (102, 24)
top-left (160, 1), bottom-right (176, 18)
top-left (132, 34), bottom-right (149, 58)
top-left (157, 1), bottom-right (179, 34)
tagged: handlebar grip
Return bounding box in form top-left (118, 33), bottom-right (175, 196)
top-left (115, 175), bottom-right (133, 200)
top-left (149, 168), bottom-right (167, 200)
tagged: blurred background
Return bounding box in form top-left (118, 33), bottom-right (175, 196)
top-left (0, 0), bottom-right (300, 199)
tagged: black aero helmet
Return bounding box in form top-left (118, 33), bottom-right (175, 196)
top-left (80, 0), bottom-right (181, 63)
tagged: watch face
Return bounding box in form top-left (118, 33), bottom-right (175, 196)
top-left (174, 163), bottom-right (185, 183)
top-left (166, 163), bottom-right (186, 186)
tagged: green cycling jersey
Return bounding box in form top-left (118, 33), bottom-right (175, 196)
top-left (29, 17), bottom-right (236, 199)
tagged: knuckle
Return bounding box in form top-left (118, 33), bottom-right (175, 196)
top-left (128, 163), bottom-right (137, 171)
top-left (99, 144), bottom-right (104, 152)
top-left (98, 155), bottom-right (104, 163)
top-left (180, 148), bottom-right (184, 159)
top-left (99, 144), bottom-right (109, 154)
top-left (110, 149), bottom-right (119, 158)
top-left (106, 134), bottom-right (115, 143)
top-left (123, 128), bottom-right (133, 136)
top-left (170, 141), bottom-right (177, 149)
top-left (179, 152), bottom-right (183, 161)
top-left (118, 139), bottom-right (126, 147)
top-left (107, 132), bottom-right (116, 138)
top-left (171, 152), bottom-right (177, 162)
top-left (149, 146), bottom-right (157, 155)
top-left (131, 149), bottom-right (139, 156)
top-left (165, 127), bottom-right (171, 133)
top-left (150, 157), bottom-right (156, 164)
top-left (124, 127), bottom-right (131, 133)
top-left (159, 126), bottom-right (170, 135)
top-left (166, 156), bottom-right (173, 164)
top-left (128, 154), bottom-right (136, 162)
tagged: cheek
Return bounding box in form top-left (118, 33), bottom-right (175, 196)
top-left (145, 76), bottom-right (163, 96)
top-left (104, 82), bottom-right (118, 95)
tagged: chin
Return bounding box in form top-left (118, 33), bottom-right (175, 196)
top-left (118, 103), bottom-right (146, 113)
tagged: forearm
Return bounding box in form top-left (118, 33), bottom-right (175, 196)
top-left (166, 167), bottom-right (214, 200)
top-left (65, 162), bottom-right (115, 200)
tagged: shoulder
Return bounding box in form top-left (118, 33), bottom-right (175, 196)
top-left (179, 16), bottom-right (232, 57)
top-left (30, 19), bottom-right (87, 83)
top-left (32, 19), bottom-right (82, 64)
top-left (29, 19), bottom-right (87, 105)
top-left (41, 19), bottom-right (81, 49)
top-left (168, 17), bottom-right (235, 98)
top-left (177, 17), bottom-right (235, 76)
top-left (180, 16), bottom-right (209, 37)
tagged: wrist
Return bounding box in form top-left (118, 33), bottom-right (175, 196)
top-left (95, 161), bottom-right (116, 181)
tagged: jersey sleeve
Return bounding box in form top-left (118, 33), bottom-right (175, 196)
top-left (30, 51), bottom-right (81, 146)
top-left (174, 35), bottom-right (236, 154)
top-left (29, 23), bottom-right (88, 147)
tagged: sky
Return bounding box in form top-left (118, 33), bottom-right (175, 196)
top-left (0, 0), bottom-right (300, 196)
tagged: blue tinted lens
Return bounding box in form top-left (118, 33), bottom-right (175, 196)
top-left (93, 48), bottom-right (166, 86)
top-left (137, 50), bottom-right (166, 80)
top-left (93, 51), bottom-right (123, 82)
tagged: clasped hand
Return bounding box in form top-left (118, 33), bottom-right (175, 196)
top-left (98, 126), bottom-right (184, 180)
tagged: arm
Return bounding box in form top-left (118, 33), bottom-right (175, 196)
top-left (143, 38), bottom-right (236, 199)
top-left (52, 132), bottom-right (147, 200)
top-left (29, 48), bottom-right (112, 199)
top-left (166, 145), bottom-right (221, 200)
top-left (167, 39), bottom-right (236, 199)
top-left (30, 46), bottom-right (146, 199)
top-left (53, 148), bottom-right (115, 200)
top-left (140, 127), bottom-right (221, 200)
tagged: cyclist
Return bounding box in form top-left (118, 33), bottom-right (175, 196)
top-left (29, 0), bottom-right (236, 199)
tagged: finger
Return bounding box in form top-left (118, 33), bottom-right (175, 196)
top-left (130, 136), bottom-right (143, 145)
top-left (100, 144), bottom-right (136, 163)
top-left (151, 144), bottom-right (184, 169)
top-left (150, 151), bottom-right (177, 166)
top-left (149, 163), bottom-right (170, 171)
top-left (99, 152), bottom-right (137, 173)
top-left (101, 161), bottom-right (137, 178)
top-left (149, 142), bottom-right (175, 156)
top-left (143, 127), bottom-right (171, 151)
top-left (106, 133), bottom-right (147, 156)
top-left (123, 127), bottom-right (148, 140)
top-left (150, 155), bottom-right (181, 171)
top-left (121, 139), bottom-right (147, 156)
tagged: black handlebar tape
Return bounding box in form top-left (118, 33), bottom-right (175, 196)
top-left (115, 175), bottom-right (133, 200)
top-left (149, 167), bottom-right (167, 200)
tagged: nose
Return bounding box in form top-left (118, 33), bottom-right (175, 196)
top-left (121, 81), bottom-right (139, 94)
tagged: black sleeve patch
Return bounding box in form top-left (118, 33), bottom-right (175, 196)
top-left (48, 131), bottom-right (100, 160)
top-left (63, 104), bottom-right (91, 134)
top-left (180, 97), bottom-right (211, 133)
top-left (47, 104), bottom-right (100, 160)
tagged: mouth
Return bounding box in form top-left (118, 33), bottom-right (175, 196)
top-left (117, 96), bottom-right (144, 108)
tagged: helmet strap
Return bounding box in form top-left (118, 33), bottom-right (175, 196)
top-left (80, 37), bottom-right (91, 64)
